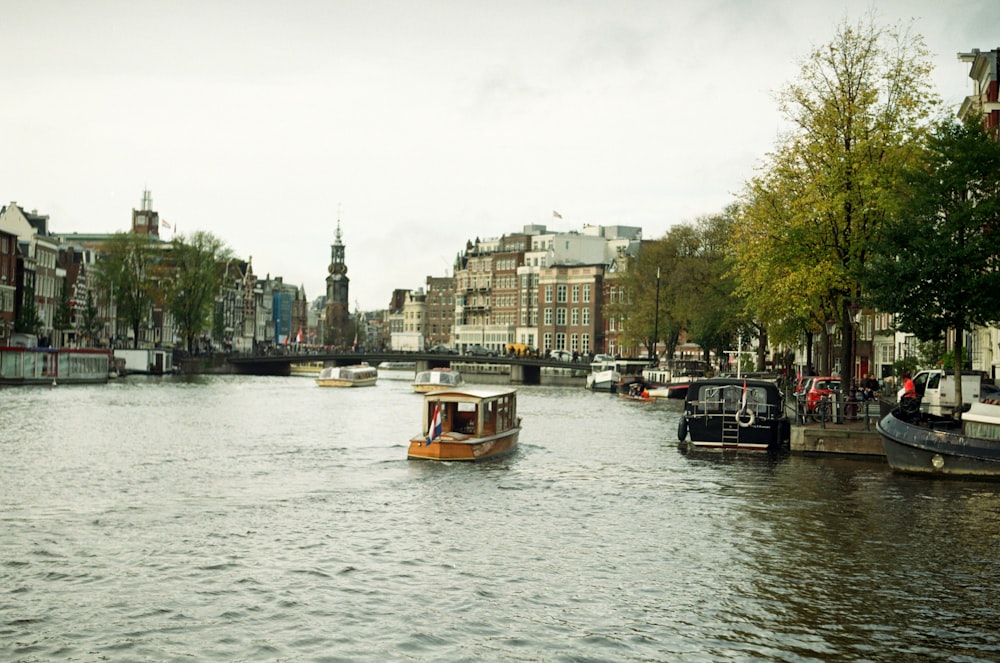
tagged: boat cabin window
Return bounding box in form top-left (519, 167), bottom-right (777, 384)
top-left (494, 393), bottom-right (516, 432)
top-left (696, 385), bottom-right (770, 414)
top-left (453, 401), bottom-right (477, 434)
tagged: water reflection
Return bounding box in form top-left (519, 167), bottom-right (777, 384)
top-left (2, 377), bottom-right (999, 661)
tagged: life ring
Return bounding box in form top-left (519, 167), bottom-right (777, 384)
top-left (735, 407), bottom-right (756, 428)
top-left (677, 416), bottom-right (688, 441)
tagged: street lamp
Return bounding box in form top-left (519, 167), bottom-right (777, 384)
top-left (825, 319), bottom-right (837, 375)
top-left (652, 266), bottom-right (660, 365)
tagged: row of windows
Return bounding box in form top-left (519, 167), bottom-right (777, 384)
top-left (495, 258), bottom-right (519, 271)
top-left (541, 332), bottom-right (590, 353)
top-left (542, 308), bottom-right (592, 327)
top-left (543, 284), bottom-right (592, 304)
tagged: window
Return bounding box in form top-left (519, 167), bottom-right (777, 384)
top-left (582, 308), bottom-right (590, 325)
top-left (572, 285), bottom-right (579, 302)
top-left (581, 334), bottom-right (590, 353)
top-left (556, 333), bottom-right (566, 349)
top-left (544, 308), bottom-right (552, 325)
top-left (571, 308), bottom-right (579, 325)
top-left (556, 285), bottom-right (567, 302)
top-left (544, 285), bottom-right (553, 303)
top-left (583, 285), bottom-right (591, 303)
top-left (556, 308), bottom-right (566, 325)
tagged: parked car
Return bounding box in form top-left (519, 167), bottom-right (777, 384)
top-left (795, 376), bottom-right (816, 397)
top-left (428, 344), bottom-right (457, 354)
top-left (467, 345), bottom-right (496, 357)
top-left (806, 377), bottom-right (840, 411)
top-left (550, 349), bottom-right (573, 362)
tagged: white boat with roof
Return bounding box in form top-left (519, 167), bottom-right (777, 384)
top-left (408, 387), bottom-right (520, 462)
top-left (315, 363), bottom-right (378, 387)
top-left (412, 366), bottom-right (464, 393)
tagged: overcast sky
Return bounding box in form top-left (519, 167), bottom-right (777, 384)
top-left (3, 0), bottom-right (996, 310)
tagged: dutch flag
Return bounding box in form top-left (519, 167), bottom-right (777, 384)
top-left (426, 402), bottom-right (443, 445)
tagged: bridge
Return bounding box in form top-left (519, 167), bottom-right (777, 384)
top-left (225, 350), bottom-right (594, 385)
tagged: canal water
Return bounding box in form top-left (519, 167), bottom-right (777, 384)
top-left (2, 374), bottom-right (999, 661)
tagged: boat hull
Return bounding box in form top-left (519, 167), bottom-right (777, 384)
top-left (877, 411), bottom-right (1000, 477)
top-left (586, 370), bottom-right (619, 392)
top-left (680, 378), bottom-right (789, 452)
top-left (685, 418), bottom-right (784, 452)
top-left (407, 430), bottom-right (519, 462)
top-left (0, 347), bottom-right (112, 385)
top-left (316, 377), bottom-right (377, 387)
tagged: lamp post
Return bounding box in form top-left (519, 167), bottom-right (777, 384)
top-left (849, 303), bottom-right (862, 384)
top-left (652, 266), bottom-right (660, 365)
top-left (825, 319), bottom-right (837, 375)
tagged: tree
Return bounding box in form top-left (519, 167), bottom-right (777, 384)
top-left (78, 289), bottom-right (102, 347)
top-left (92, 232), bottom-right (160, 348)
top-left (54, 280), bottom-right (72, 338)
top-left (680, 209), bottom-right (747, 369)
top-left (164, 231), bottom-right (233, 352)
top-left (862, 114), bottom-right (1000, 410)
top-left (612, 211), bottom-right (745, 368)
top-left (611, 231), bottom-right (688, 361)
top-left (14, 283), bottom-right (42, 337)
top-left (730, 15), bottom-right (938, 379)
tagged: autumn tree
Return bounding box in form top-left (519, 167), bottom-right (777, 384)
top-left (92, 232), bottom-right (160, 348)
top-left (862, 114), bottom-right (1000, 409)
top-left (78, 289), bottom-right (102, 346)
top-left (730, 15), bottom-right (938, 378)
top-left (613, 210), bottom-right (744, 368)
top-left (14, 283), bottom-right (42, 337)
top-left (53, 280), bottom-right (72, 338)
top-left (164, 231), bottom-right (233, 352)
top-left (675, 210), bottom-right (747, 368)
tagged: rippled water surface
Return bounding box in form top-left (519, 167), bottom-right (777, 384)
top-left (3, 374), bottom-right (1000, 661)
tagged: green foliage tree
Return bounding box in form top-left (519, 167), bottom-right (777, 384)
top-left (730, 15), bottom-right (938, 377)
top-left (92, 232), bottom-right (159, 348)
top-left (164, 231), bottom-right (234, 352)
top-left (676, 210), bottom-right (746, 368)
top-left (862, 114), bottom-right (1000, 409)
top-left (612, 210), bottom-right (745, 368)
top-left (79, 289), bottom-right (103, 346)
top-left (14, 283), bottom-right (42, 337)
top-left (611, 230), bottom-right (690, 361)
top-left (54, 280), bottom-right (72, 334)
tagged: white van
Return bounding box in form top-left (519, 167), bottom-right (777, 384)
top-left (911, 369), bottom-right (991, 418)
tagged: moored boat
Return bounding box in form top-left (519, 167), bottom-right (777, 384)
top-left (315, 363), bottom-right (378, 387)
top-left (408, 387), bottom-right (521, 461)
top-left (678, 377), bottom-right (789, 452)
top-left (586, 354), bottom-right (619, 391)
top-left (877, 401), bottom-right (1000, 477)
top-left (643, 359), bottom-right (709, 399)
top-left (0, 346), bottom-right (113, 385)
top-left (412, 367), bottom-right (464, 393)
top-left (378, 361), bottom-right (416, 380)
top-left (290, 360), bottom-right (325, 377)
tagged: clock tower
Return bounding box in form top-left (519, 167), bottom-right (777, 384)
top-left (324, 218), bottom-right (352, 346)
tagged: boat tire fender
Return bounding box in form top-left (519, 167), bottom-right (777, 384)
top-left (736, 408), bottom-right (756, 428)
top-left (677, 416), bottom-right (688, 441)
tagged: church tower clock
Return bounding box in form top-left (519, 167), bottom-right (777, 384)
top-left (324, 218), bottom-right (351, 346)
